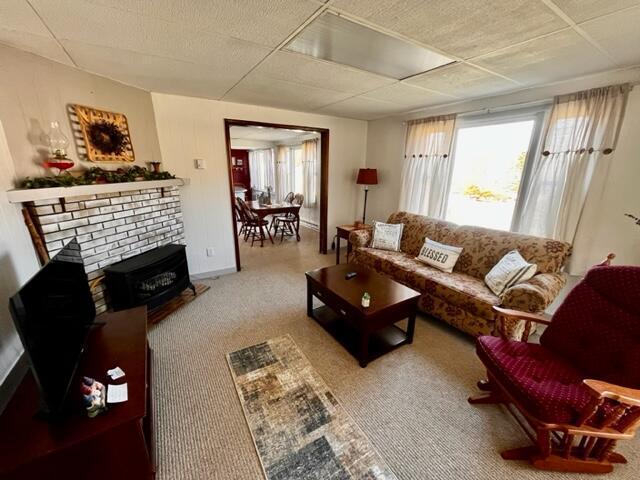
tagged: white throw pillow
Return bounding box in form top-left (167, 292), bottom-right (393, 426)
top-left (416, 238), bottom-right (463, 273)
top-left (371, 221), bottom-right (404, 252)
top-left (485, 250), bottom-right (537, 296)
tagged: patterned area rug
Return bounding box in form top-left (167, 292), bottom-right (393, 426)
top-left (227, 335), bottom-right (397, 480)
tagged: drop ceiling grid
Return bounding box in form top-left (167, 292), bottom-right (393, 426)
top-left (473, 29), bottom-right (616, 86)
top-left (73, 0), bottom-right (326, 48)
top-left (59, 41), bottom-right (271, 100)
top-left (0, 0), bottom-right (637, 120)
top-left (0, 0), bottom-right (74, 66)
top-left (579, 4), bottom-right (640, 66)
top-left (246, 50), bottom-right (398, 95)
top-left (291, 0), bottom-right (638, 118)
top-left (323, 0), bottom-right (629, 84)
top-left (321, 5), bottom-right (524, 85)
top-left (218, 1), bottom-right (532, 117)
top-left (218, 0), bottom-right (333, 99)
top-left (28, 0), bottom-right (276, 70)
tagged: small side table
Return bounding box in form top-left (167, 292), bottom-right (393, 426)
top-left (335, 224), bottom-right (372, 264)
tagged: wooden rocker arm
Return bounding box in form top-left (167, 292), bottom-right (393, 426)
top-left (597, 253), bottom-right (616, 266)
top-left (584, 379), bottom-right (640, 408)
top-left (574, 379), bottom-right (640, 436)
top-left (493, 306), bottom-right (552, 325)
top-left (493, 306), bottom-right (551, 341)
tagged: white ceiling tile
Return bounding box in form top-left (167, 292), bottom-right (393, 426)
top-left (316, 96), bottom-right (407, 120)
top-left (551, 0), bottom-right (640, 23)
top-left (404, 63), bottom-right (517, 98)
top-left (82, 0), bottom-right (322, 47)
top-left (254, 50), bottom-right (396, 94)
top-left (0, 30), bottom-right (72, 66)
top-left (474, 29), bottom-right (615, 85)
top-left (580, 6), bottom-right (640, 67)
top-left (363, 83), bottom-right (456, 108)
top-left (331, 0), bottom-right (566, 58)
top-left (0, 0), bottom-right (49, 34)
top-left (62, 41), bottom-right (248, 98)
top-left (0, 0), bottom-right (72, 65)
top-left (30, 0), bottom-right (272, 68)
top-left (224, 73), bottom-right (353, 112)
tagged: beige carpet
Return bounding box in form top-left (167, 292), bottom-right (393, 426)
top-left (149, 228), bottom-right (638, 479)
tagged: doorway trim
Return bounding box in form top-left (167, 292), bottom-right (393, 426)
top-left (224, 118), bottom-right (329, 272)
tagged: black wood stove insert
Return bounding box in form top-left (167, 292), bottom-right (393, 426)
top-left (104, 244), bottom-right (196, 311)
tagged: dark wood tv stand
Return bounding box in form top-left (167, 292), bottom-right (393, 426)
top-left (0, 306), bottom-right (155, 480)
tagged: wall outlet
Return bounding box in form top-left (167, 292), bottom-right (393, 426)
top-left (194, 158), bottom-right (206, 169)
top-left (206, 247), bottom-right (215, 257)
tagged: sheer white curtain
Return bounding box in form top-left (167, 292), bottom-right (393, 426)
top-left (399, 115), bottom-right (456, 218)
top-left (275, 145), bottom-right (292, 202)
top-left (248, 148), bottom-right (275, 192)
top-left (301, 138), bottom-right (319, 207)
top-left (515, 85), bottom-right (630, 249)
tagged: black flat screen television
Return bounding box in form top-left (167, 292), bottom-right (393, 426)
top-left (9, 239), bottom-right (96, 416)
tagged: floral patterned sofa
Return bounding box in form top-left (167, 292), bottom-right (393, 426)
top-left (349, 211), bottom-right (572, 338)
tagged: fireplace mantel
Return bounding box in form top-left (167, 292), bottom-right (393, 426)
top-left (6, 178), bottom-right (189, 203)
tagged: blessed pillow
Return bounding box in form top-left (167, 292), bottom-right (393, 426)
top-left (371, 221), bottom-right (404, 251)
top-left (416, 238), bottom-right (463, 273)
top-left (485, 250), bottom-right (537, 296)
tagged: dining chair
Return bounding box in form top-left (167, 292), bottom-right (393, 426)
top-left (234, 198), bottom-right (246, 237)
top-left (276, 194), bottom-right (304, 243)
top-left (270, 192), bottom-right (295, 234)
top-left (237, 198), bottom-right (272, 247)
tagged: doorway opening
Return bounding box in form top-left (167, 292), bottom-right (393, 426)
top-left (224, 119), bottom-right (329, 272)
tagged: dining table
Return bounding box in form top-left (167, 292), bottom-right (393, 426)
top-left (248, 200), bottom-right (301, 244)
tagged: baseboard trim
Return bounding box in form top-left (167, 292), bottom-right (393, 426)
top-left (191, 266), bottom-right (237, 280)
top-left (300, 219), bottom-right (319, 231)
top-left (0, 352), bottom-right (28, 415)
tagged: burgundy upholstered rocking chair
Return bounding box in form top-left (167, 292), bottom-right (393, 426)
top-left (469, 255), bottom-right (640, 473)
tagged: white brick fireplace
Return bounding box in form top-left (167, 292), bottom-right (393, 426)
top-left (7, 179), bottom-right (187, 314)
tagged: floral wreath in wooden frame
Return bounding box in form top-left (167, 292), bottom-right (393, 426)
top-left (69, 104), bottom-right (135, 163)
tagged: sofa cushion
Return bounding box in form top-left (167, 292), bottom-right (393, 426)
top-left (443, 225), bottom-right (571, 278)
top-left (386, 211), bottom-right (457, 257)
top-left (353, 248), bottom-right (421, 285)
top-left (408, 264), bottom-right (501, 319)
top-left (355, 247), bottom-right (500, 319)
top-left (477, 336), bottom-right (592, 425)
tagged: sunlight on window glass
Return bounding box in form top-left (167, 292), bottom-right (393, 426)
top-left (445, 120), bottom-right (534, 231)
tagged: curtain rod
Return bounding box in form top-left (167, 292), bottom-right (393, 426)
top-left (401, 82), bottom-right (637, 124)
top-left (401, 98), bottom-right (552, 124)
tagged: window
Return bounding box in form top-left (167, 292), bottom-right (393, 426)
top-left (444, 108), bottom-right (546, 230)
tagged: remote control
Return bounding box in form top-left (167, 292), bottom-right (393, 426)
top-left (345, 272), bottom-right (357, 280)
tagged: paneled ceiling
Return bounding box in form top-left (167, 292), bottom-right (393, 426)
top-left (1, 0), bottom-right (639, 120)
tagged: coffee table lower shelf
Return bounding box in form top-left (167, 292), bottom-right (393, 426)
top-left (310, 305), bottom-right (411, 367)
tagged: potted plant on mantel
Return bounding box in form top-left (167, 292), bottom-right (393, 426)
top-left (20, 165), bottom-right (175, 189)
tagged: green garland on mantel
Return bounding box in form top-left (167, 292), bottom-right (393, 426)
top-left (21, 166), bottom-right (175, 189)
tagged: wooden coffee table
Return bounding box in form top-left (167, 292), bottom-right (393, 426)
top-left (305, 263), bottom-right (421, 367)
